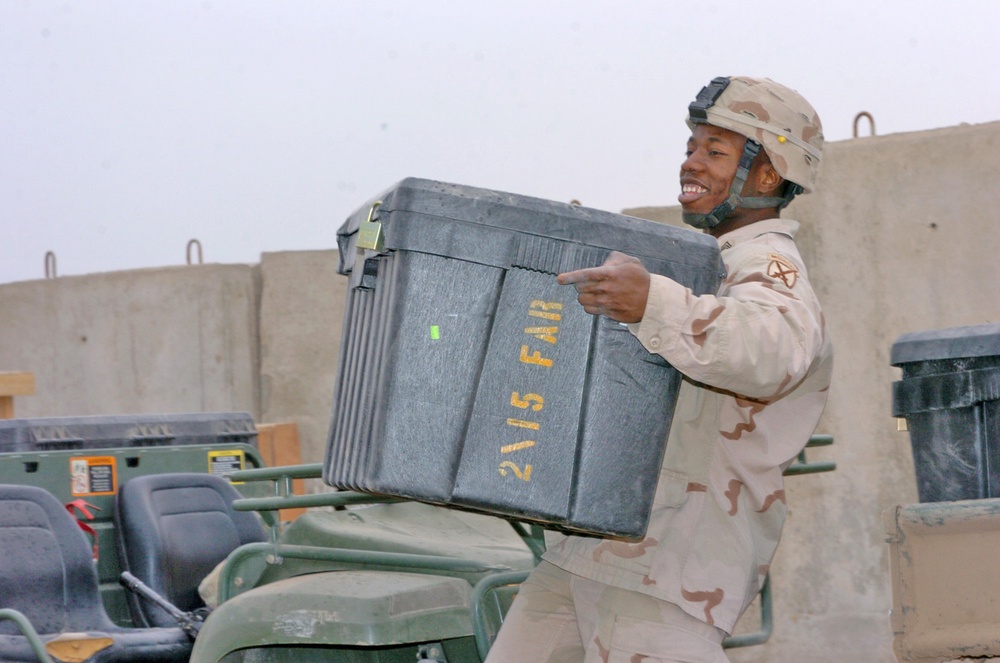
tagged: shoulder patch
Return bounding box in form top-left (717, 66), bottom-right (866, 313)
top-left (766, 253), bottom-right (798, 289)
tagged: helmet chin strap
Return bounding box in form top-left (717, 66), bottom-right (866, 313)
top-left (682, 140), bottom-right (798, 230)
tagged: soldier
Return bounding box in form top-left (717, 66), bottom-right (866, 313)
top-left (486, 76), bottom-right (833, 662)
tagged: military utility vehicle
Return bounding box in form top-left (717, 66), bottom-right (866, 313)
top-left (0, 410), bottom-right (833, 662)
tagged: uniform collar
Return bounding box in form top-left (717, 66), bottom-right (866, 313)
top-left (716, 218), bottom-right (799, 250)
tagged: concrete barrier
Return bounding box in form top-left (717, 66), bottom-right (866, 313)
top-left (257, 250), bottom-right (346, 466)
top-left (0, 264), bottom-right (260, 419)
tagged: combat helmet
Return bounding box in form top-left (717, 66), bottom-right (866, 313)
top-left (683, 76), bottom-right (824, 230)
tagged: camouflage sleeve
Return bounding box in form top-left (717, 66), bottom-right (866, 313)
top-left (628, 240), bottom-right (825, 400)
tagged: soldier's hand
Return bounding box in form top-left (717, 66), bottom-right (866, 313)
top-left (556, 251), bottom-right (650, 323)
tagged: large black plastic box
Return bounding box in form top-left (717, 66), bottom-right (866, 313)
top-left (891, 323), bottom-right (1000, 502)
top-left (0, 412), bottom-right (257, 452)
top-left (324, 178), bottom-right (724, 538)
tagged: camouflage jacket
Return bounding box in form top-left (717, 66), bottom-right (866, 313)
top-left (543, 217), bottom-right (833, 634)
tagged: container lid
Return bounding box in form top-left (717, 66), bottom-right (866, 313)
top-left (891, 323), bottom-right (1000, 366)
top-left (337, 177), bottom-right (724, 282)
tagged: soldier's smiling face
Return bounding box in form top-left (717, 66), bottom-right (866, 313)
top-left (678, 124), bottom-right (746, 216)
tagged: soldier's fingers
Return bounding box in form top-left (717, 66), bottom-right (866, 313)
top-left (557, 266), bottom-right (604, 285)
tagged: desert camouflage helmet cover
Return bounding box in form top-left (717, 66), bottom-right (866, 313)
top-left (687, 76), bottom-right (824, 193)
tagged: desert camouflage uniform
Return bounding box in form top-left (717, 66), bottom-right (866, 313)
top-left (532, 216), bottom-right (832, 652)
top-left (486, 559), bottom-right (728, 662)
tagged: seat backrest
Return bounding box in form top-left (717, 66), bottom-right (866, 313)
top-left (115, 473), bottom-right (267, 627)
top-left (0, 484), bottom-right (117, 636)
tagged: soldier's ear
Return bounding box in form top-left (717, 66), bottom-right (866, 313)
top-left (756, 162), bottom-right (784, 195)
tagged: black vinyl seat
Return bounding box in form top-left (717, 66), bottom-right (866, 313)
top-left (0, 483), bottom-right (191, 663)
top-left (114, 473), bottom-right (268, 628)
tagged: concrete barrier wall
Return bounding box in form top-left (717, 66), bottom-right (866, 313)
top-left (257, 250), bottom-right (346, 467)
top-left (2, 120), bottom-right (999, 660)
top-left (0, 264), bottom-right (261, 419)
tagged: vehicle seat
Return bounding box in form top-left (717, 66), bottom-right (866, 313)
top-left (0, 483), bottom-right (191, 663)
top-left (114, 473), bottom-right (268, 627)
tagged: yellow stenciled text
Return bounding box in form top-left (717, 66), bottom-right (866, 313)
top-left (501, 298), bottom-right (563, 481)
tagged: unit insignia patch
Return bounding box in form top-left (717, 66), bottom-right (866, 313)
top-left (767, 254), bottom-right (798, 289)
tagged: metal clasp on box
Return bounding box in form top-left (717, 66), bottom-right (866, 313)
top-left (357, 201), bottom-right (384, 251)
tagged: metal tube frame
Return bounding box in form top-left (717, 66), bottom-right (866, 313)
top-left (0, 609), bottom-right (55, 663)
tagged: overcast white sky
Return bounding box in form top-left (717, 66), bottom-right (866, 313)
top-left (2, 1), bottom-right (999, 285)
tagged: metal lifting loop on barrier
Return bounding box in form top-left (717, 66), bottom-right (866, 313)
top-left (853, 111), bottom-right (876, 137)
top-left (186, 239), bottom-right (203, 265)
top-left (44, 251), bottom-right (57, 279)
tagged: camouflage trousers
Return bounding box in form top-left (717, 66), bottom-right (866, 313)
top-left (485, 561), bottom-right (729, 663)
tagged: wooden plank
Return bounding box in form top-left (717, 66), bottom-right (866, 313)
top-left (0, 372), bottom-right (35, 397)
top-left (255, 422), bottom-right (307, 522)
top-left (0, 372), bottom-right (35, 419)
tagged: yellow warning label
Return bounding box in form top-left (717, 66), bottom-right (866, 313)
top-left (208, 449), bottom-right (245, 480)
top-left (69, 456), bottom-right (117, 496)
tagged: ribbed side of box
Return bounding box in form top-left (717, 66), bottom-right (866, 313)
top-left (324, 251), bottom-right (507, 502)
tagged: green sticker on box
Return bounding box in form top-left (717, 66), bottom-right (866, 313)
top-left (430, 325), bottom-right (440, 340)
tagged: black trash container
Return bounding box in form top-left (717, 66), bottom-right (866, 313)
top-left (891, 323), bottom-right (1000, 502)
top-left (324, 178), bottom-right (724, 538)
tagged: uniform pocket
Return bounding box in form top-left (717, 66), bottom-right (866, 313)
top-left (652, 468), bottom-right (690, 507)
